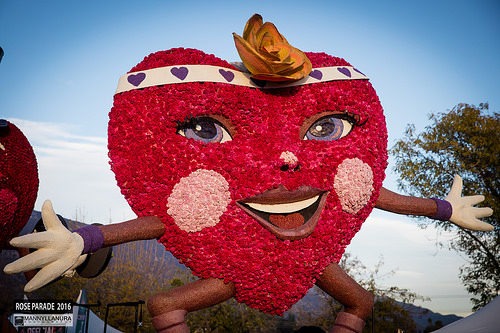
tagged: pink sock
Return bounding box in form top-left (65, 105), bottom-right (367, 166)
top-left (151, 310), bottom-right (189, 333)
top-left (330, 312), bottom-right (365, 333)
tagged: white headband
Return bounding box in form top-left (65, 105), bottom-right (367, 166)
top-left (115, 65), bottom-right (368, 94)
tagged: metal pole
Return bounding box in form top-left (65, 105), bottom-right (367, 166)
top-left (134, 304), bottom-right (138, 333)
top-left (85, 307), bottom-right (90, 333)
top-left (104, 305), bottom-right (110, 333)
top-left (138, 302), bottom-right (143, 330)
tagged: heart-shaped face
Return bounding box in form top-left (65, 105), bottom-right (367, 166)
top-left (0, 120), bottom-right (39, 248)
top-left (108, 48), bottom-right (388, 314)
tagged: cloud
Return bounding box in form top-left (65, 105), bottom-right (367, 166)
top-left (8, 118), bottom-right (135, 224)
top-left (347, 211), bottom-right (472, 314)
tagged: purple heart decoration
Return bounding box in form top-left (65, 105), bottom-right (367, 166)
top-left (219, 69), bottom-right (235, 82)
top-left (353, 68), bottom-right (365, 76)
top-left (309, 69), bottom-right (323, 80)
top-left (337, 67), bottom-right (352, 78)
top-left (171, 67), bottom-right (189, 80)
top-left (127, 73), bottom-right (146, 87)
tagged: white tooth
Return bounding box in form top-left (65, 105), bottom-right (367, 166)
top-left (247, 195), bottom-right (319, 214)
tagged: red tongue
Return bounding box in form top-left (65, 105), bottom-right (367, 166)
top-left (268, 213), bottom-right (305, 229)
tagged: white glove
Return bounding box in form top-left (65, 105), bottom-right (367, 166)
top-left (3, 200), bottom-right (87, 292)
top-left (445, 175), bottom-right (494, 231)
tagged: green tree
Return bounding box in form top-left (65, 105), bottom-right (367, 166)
top-left (343, 254), bottom-right (419, 333)
top-left (391, 103), bottom-right (499, 310)
top-left (367, 297), bottom-right (417, 333)
top-left (424, 318), bottom-right (444, 332)
top-left (186, 298), bottom-right (279, 333)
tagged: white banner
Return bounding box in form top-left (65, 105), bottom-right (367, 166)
top-left (13, 314), bottom-right (73, 327)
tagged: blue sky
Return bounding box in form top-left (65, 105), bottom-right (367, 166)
top-left (1, 0), bottom-right (498, 317)
top-left (2, 0), bottom-right (499, 138)
top-left (1, 1), bottom-right (499, 140)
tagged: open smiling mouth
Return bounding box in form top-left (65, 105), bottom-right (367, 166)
top-left (237, 185), bottom-right (329, 240)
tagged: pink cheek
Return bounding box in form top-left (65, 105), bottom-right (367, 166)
top-left (333, 158), bottom-right (374, 214)
top-left (166, 169), bottom-right (231, 232)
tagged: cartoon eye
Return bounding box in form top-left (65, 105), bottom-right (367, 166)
top-left (177, 117), bottom-right (232, 143)
top-left (303, 115), bottom-right (354, 141)
top-left (0, 119), bottom-right (9, 133)
top-left (0, 119), bottom-right (8, 150)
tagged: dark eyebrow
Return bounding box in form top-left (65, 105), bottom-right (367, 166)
top-left (343, 111), bottom-right (367, 126)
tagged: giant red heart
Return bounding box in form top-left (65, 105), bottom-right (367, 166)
top-left (0, 121), bottom-right (39, 248)
top-left (108, 48), bottom-right (387, 314)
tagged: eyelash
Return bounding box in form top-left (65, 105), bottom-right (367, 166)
top-left (301, 111), bottom-right (362, 139)
top-left (337, 112), bottom-right (362, 126)
top-left (176, 117), bottom-right (197, 131)
top-left (176, 116), bottom-right (233, 143)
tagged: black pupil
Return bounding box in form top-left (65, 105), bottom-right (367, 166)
top-left (310, 119), bottom-right (335, 137)
top-left (193, 119), bottom-right (217, 139)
